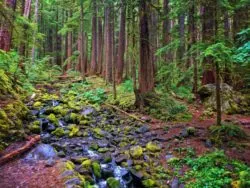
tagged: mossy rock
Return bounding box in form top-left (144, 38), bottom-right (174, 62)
top-left (33, 101), bottom-right (42, 108)
top-left (146, 142), bottom-right (161, 152)
top-left (81, 159), bottom-right (92, 169)
top-left (130, 146), bottom-right (143, 159)
top-left (28, 121), bottom-right (40, 134)
top-left (68, 125), bottom-right (80, 137)
top-left (47, 113), bottom-right (59, 126)
top-left (65, 160), bottom-right (76, 170)
top-left (142, 179), bottom-right (157, 188)
top-left (52, 128), bottom-right (65, 137)
top-left (107, 177), bottom-right (120, 188)
top-left (92, 161), bottom-right (101, 178)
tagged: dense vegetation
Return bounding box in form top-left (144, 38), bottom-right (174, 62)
top-left (0, 0), bottom-right (249, 187)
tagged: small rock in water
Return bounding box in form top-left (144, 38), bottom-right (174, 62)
top-left (81, 106), bottom-right (95, 116)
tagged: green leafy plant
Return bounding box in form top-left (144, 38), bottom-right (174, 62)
top-left (183, 150), bottom-right (250, 188)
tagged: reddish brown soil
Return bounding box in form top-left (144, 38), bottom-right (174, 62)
top-left (0, 159), bottom-right (63, 188)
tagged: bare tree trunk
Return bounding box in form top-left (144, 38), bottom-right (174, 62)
top-left (105, 5), bottom-right (113, 82)
top-left (31, 0), bottom-right (39, 64)
top-left (97, 17), bottom-right (103, 75)
top-left (90, 0), bottom-right (97, 74)
top-left (177, 14), bottom-right (185, 61)
top-left (135, 0), bottom-right (154, 108)
top-left (162, 0), bottom-right (171, 62)
top-left (66, 11), bottom-right (73, 72)
top-left (79, 0), bottom-right (85, 79)
top-left (201, 0), bottom-right (216, 85)
top-left (0, 0), bottom-right (17, 51)
top-left (116, 0), bottom-right (126, 84)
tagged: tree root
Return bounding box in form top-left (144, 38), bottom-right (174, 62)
top-left (0, 135), bottom-right (40, 166)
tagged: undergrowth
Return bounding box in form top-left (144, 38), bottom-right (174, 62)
top-left (182, 150), bottom-right (250, 188)
top-left (209, 123), bottom-right (248, 146)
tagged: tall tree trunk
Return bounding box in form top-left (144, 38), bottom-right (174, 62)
top-left (0, 0), bottom-right (17, 51)
top-left (201, 0), bottom-right (216, 85)
top-left (79, 0), bottom-right (85, 79)
top-left (188, 1), bottom-right (198, 97)
top-left (162, 0), bottom-right (171, 61)
top-left (177, 14), bottom-right (185, 61)
top-left (24, 0), bottom-right (32, 17)
top-left (31, 0), bottom-right (39, 64)
top-left (90, 0), bottom-right (97, 74)
top-left (135, 0), bottom-right (154, 108)
top-left (97, 17), bottom-right (103, 75)
top-left (116, 0), bottom-right (126, 84)
top-left (66, 11), bottom-right (72, 72)
top-left (105, 5), bottom-right (113, 82)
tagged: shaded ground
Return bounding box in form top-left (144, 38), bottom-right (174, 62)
top-left (0, 158), bottom-right (63, 188)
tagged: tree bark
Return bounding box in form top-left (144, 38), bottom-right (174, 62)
top-left (135, 0), bottom-right (154, 107)
top-left (97, 17), bottom-right (103, 75)
top-left (116, 0), bottom-right (126, 84)
top-left (201, 0), bottom-right (216, 85)
top-left (90, 0), bottom-right (98, 74)
top-left (66, 11), bottom-right (73, 72)
top-left (162, 0), bottom-right (171, 61)
top-left (31, 0), bottom-right (39, 64)
top-left (177, 14), bottom-right (185, 61)
top-left (0, 0), bottom-right (17, 51)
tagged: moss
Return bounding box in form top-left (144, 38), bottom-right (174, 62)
top-left (142, 179), bottom-right (157, 188)
top-left (93, 128), bottom-right (104, 137)
top-left (53, 105), bottom-right (67, 116)
top-left (146, 142), bottom-right (161, 152)
top-left (47, 113), bottom-right (59, 126)
top-left (92, 161), bottom-right (101, 178)
top-left (0, 70), bottom-right (16, 97)
top-left (33, 101), bottom-right (42, 108)
top-left (52, 128), bottom-right (65, 137)
top-left (68, 125), bottom-right (80, 137)
top-left (81, 159), bottom-right (92, 169)
top-left (107, 177), bottom-right (120, 188)
top-left (130, 146), bottom-right (143, 159)
top-left (28, 121), bottom-right (40, 134)
top-left (65, 160), bottom-right (76, 170)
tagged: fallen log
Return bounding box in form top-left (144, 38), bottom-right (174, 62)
top-left (104, 103), bottom-right (146, 123)
top-left (0, 135), bottom-right (41, 166)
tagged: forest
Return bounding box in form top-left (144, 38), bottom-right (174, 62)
top-left (0, 0), bottom-right (250, 187)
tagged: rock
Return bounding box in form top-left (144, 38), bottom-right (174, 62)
top-left (57, 151), bottom-right (66, 158)
top-left (68, 125), bottom-right (80, 137)
top-left (107, 177), bottom-right (120, 188)
top-left (47, 113), bottom-right (59, 126)
top-left (205, 139), bottom-right (213, 148)
top-left (142, 179), bottom-right (156, 188)
top-left (47, 123), bottom-right (56, 132)
top-left (130, 146), bottom-right (143, 159)
top-left (52, 127), bottom-right (65, 137)
top-left (130, 169), bottom-right (143, 185)
top-left (101, 164), bottom-right (114, 178)
top-left (92, 161), bottom-right (101, 178)
top-left (71, 156), bottom-right (88, 164)
top-left (115, 155), bottom-right (127, 164)
top-left (146, 142), bottom-right (161, 152)
top-left (25, 144), bottom-right (57, 160)
top-left (171, 177), bottom-right (180, 188)
top-left (64, 178), bottom-right (81, 187)
top-left (81, 106), bottom-right (95, 116)
top-left (136, 125), bottom-right (150, 134)
top-left (90, 143), bottom-right (99, 150)
top-left (33, 101), bottom-right (42, 108)
top-left (187, 127), bottom-right (196, 135)
top-left (198, 83), bottom-right (249, 114)
top-left (81, 159), bottom-right (92, 169)
top-left (61, 170), bottom-right (75, 178)
top-left (98, 140), bottom-right (109, 148)
top-left (45, 158), bottom-right (56, 167)
top-left (180, 128), bottom-right (189, 138)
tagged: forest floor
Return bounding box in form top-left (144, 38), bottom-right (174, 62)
top-left (0, 77), bottom-right (250, 188)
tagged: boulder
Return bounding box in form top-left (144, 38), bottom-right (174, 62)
top-left (198, 83), bottom-right (250, 114)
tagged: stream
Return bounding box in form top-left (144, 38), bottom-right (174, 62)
top-left (23, 96), bottom-right (167, 188)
